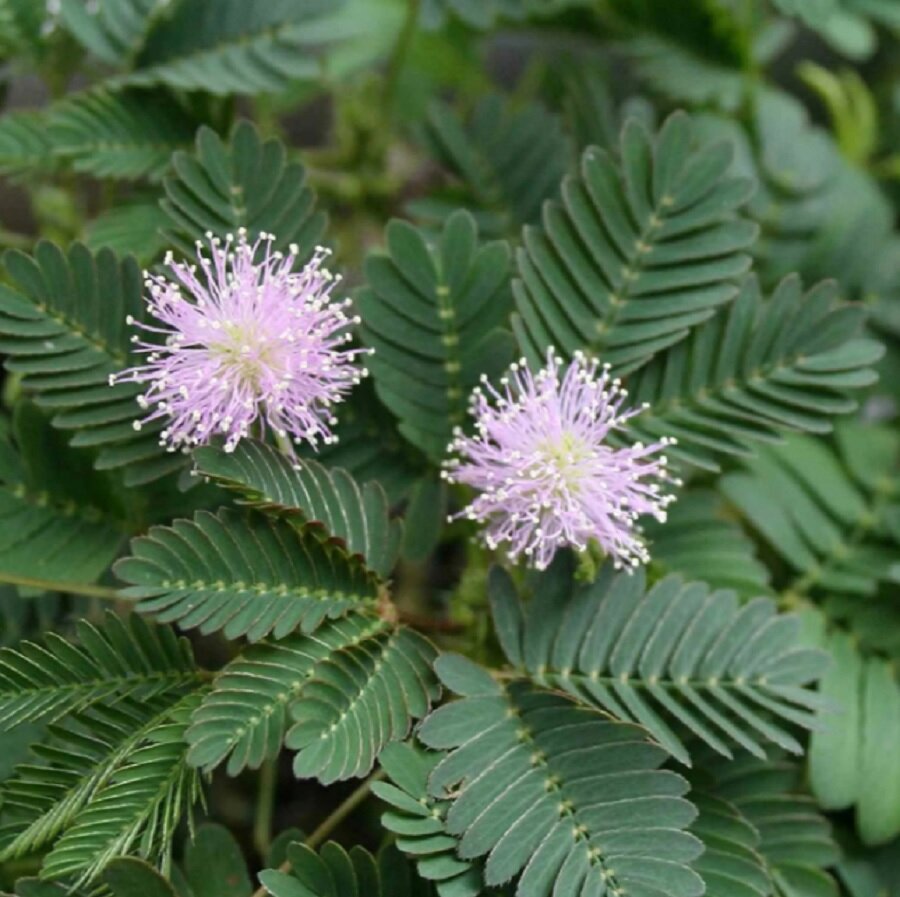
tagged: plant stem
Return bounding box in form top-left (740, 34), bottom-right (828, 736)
top-left (254, 759), bottom-right (278, 859)
top-left (249, 769), bottom-right (385, 897)
top-left (0, 574), bottom-right (120, 600)
top-left (398, 609), bottom-right (466, 634)
top-left (382, 0), bottom-right (421, 113)
top-left (308, 768), bottom-right (386, 849)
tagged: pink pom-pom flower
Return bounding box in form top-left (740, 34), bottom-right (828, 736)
top-left (112, 230), bottom-right (369, 455)
top-left (443, 349), bottom-right (678, 571)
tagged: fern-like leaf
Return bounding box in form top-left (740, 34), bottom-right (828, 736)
top-left (0, 242), bottom-right (177, 484)
top-left (187, 614), bottom-right (437, 779)
top-left (644, 489), bottom-right (770, 596)
top-left (39, 692), bottom-right (204, 884)
top-left (697, 751), bottom-right (840, 897)
top-left (283, 623), bottom-right (438, 784)
top-left (808, 628), bottom-right (900, 846)
top-left (690, 792), bottom-right (772, 897)
top-left (47, 89), bottom-right (197, 181)
top-left (624, 275), bottom-right (882, 470)
top-left (114, 509), bottom-right (379, 642)
top-left (489, 555), bottom-right (827, 765)
top-left (512, 110), bottom-right (757, 375)
top-left (720, 423), bottom-right (900, 611)
top-left (193, 440), bottom-right (402, 578)
top-left (161, 120), bottom-right (325, 258)
top-left (0, 611), bottom-right (198, 729)
top-left (58, 0), bottom-right (167, 66)
top-left (417, 654), bottom-right (705, 897)
top-left (357, 210), bottom-right (514, 460)
top-left (0, 693), bottom-right (194, 860)
top-left (416, 96), bottom-right (572, 234)
top-left (119, 0), bottom-right (347, 95)
top-left (260, 842), bottom-right (436, 897)
top-left (294, 381), bottom-right (425, 504)
top-left (375, 741), bottom-right (486, 897)
top-left (0, 110), bottom-right (54, 178)
top-left (0, 403), bottom-right (127, 584)
top-left (84, 202), bottom-right (169, 265)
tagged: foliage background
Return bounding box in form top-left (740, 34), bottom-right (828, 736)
top-left (0, 1), bottom-right (898, 896)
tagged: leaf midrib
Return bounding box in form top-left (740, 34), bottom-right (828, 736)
top-left (538, 667), bottom-right (776, 692)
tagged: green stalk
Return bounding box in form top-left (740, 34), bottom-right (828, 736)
top-left (254, 759), bottom-right (278, 859)
top-left (249, 769), bottom-right (385, 897)
top-left (0, 574), bottom-right (120, 600)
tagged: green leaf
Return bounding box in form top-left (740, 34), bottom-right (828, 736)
top-left (283, 623), bottom-right (438, 784)
top-left (114, 509), bottom-right (380, 642)
top-left (375, 741), bottom-right (485, 897)
top-left (490, 556), bottom-right (827, 765)
top-left (104, 857), bottom-right (179, 897)
top-left (259, 842), bottom-right (436, 897)
top-left (624, 275), bottom-right (882, 470)
top-left (808, 629), bottom-right (900, 846)
top-left (357, 210), bottom-right (514, 460)
top-left (118, 0), bottom-right (349, 95)
top-left (187, 614), bottom-right (437, 779)
top-left (417, 665), bottom-right (705, 897)
top-left (13, 881), bottom-right (89, 897)
top-left (47, 89), bottom-right (197, 182)
top-left (192, 440), bottom-right (402, 578)
top-left (720, 424), bottom-right (900, 621)
top-left (417, 95), bottom-right (572, 234)
top-left (182, 824), bottom-right (253, 897)
top-left (0, 403), bottom-right (127, 584)
top-left (645, 489), bottom-right (770, 596)
top-left (0, 242), bottom-right (178, 485)
top-left (58, 0), bottom-right (167, 66)
top-left (0, 610), bottom-right (198, 729)
top-left (372, 742), bottom-right (484, 897)
top-left (0, 110), bottom-right (54, 178)
top-left (0, 695), bottom-right (194, 862)
top-left (40, 692), bottom-right (204, 884)
top-left (619, 35), bottom-right (750, 113)
top-left (84, 202), bottom-right (169, 265)
top-left (293, 381), bottom-right (424, 504)
top-left (698, 90), bottom-right (897, 298)
top-left (512, 111), bottom-right (757, 375)
top-left (697, 752), bottom-right (840, 897)
top-left (400, 475), bottom-right (447, 563)
top-left (808, 629), bottom-right (861, 812)
top-left (0, 89), bottom-right (196, 182)
top-left (161, 120), bottom-right (326, 258)
top-left (689, 792), bottom-right (772, 897)
top-left (768, 0), bottom-right (900, 60)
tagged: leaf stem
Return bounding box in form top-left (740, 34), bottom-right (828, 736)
top-left (306, 768), bottom-right (386, 849)
top-left (0, 573), bottom-right (120, 600)
top-left (254, 758), bottom-right (278, 859)
top-left (250, 769), bottom-right (385, 897)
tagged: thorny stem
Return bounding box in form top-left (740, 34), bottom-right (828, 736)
top-left (249, 769), bottom-right (386, 897)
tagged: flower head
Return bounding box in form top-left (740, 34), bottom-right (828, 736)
top-left (443, 349), bottom-right (678, 571)
top-left (112, 230), bottom-right (368, 454)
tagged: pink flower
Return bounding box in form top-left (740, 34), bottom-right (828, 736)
top-left (444, 350), bottom-right (677, 570)
top-left (112, 230), bottom-right (368, 454)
